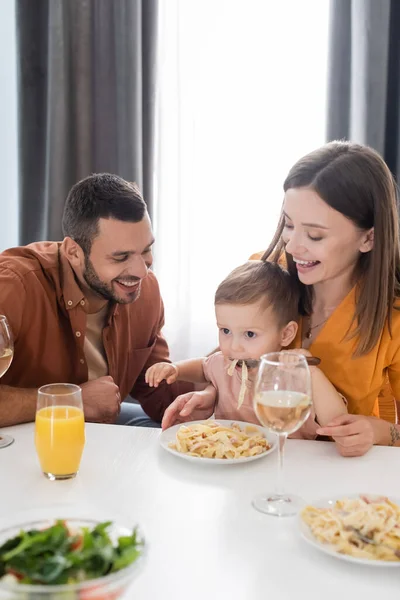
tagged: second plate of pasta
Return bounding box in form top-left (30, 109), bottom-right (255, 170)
top-left (160, 419), bottom-right (276, 464)
top-left (298, 493), bottom-right (400, 567)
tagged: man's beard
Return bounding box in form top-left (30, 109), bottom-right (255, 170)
top-left (83, 255), bottom-right (141, 305)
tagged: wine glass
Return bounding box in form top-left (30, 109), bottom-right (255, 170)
top-left (253, 351), bottom-right (312, 517)
top-left (0, 315), bottom-right (14, 449)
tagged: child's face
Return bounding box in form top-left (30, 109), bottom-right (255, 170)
top-left (216, 300), bottom-right (297, 370)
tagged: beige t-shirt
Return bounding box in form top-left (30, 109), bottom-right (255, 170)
top-left (83, 305), bottom-right (109, 380)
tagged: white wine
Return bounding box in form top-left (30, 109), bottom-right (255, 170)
top-left (0, 347), bottom-right (13, 378)
top-left (255, 390), bottom-right (312, 434)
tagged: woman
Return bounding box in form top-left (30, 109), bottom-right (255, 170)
top-left (258, 140), bottom-right (400, 456)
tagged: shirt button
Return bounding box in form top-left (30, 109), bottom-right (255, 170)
top-left (80, 358), bottom-right (85, 364)
top-left (75, 331), bottom-right (81, 338)
top-left (80, 300), bottom-right (85, 306)
top-left (67, 300), bottom-right (73, 306)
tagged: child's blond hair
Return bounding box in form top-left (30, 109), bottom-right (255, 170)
top-left (215, 260), bottom-right (299, 326)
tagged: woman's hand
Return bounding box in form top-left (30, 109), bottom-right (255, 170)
top-left (316, 414), bottom-right (384, 457)
top-left (161, 385), bottom-right (217, 430)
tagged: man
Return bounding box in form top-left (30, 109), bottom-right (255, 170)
top-left (0, 173), bottom-right (194, 427)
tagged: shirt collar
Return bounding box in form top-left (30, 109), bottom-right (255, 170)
top-left (59, 245), bottom-right (87, 310)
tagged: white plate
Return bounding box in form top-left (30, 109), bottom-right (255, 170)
top-left (298, 493), bottom-right (400, 567)
top-left (160, 419), bottom-right (276, 464)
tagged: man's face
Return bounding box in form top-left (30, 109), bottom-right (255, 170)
top-left (82, 213), bottom-right (154, 305)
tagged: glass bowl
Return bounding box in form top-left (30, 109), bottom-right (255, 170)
top-left (0, 517), bottom-right (146, 599)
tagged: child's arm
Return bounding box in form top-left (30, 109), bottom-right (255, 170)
top-left (145, 357), bottom-right (207, 388)
top-left (310, 366), bottom-right (348, 425)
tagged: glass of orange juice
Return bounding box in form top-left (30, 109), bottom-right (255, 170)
top-left (35, 383), bottom-right (85, 480)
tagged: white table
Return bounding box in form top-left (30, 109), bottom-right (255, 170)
top-left (1, 423), bottom-right (398, 599)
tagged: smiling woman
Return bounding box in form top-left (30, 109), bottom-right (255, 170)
top-left (261, 141), bottom-right (400, 455)
top-left (282, 186), bottom-right (374, 338)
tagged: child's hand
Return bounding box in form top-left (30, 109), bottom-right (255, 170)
top-left (285, 348), bottom-right (317, 367)
top-left (287, 348), bottom-right (312, 358)
top-left (162, 385), bottom-right (217, 430)
top-left (145, 362), bottom-right (179, 388)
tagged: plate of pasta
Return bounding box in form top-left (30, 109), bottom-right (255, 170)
top-left (299, 494), bottom-right (400, 566)
top-left (160, 419), bottom-right (276, 464)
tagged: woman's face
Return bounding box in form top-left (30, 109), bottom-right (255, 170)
top-left (282, 187), bottom-right (373, 287)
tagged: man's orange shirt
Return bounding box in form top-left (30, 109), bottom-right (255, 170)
top-left (0, 242), bottom-right (190, 422)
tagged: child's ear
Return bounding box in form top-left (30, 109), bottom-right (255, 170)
top-left (280, 321), bottom-right (298, 347)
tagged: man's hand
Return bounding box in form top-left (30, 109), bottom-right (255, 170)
top-left (81, 376), bottom-right (121, 424)
top-left (161, 385), bottom-right (217, 430)
top-left (145, 362), bottom-right (178, 388)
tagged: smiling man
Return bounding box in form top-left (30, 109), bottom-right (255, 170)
top-left (0, 173), bottom-right (194, 427)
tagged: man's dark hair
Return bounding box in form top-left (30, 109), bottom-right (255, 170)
top-left (62, 173), bottom-right (146, 254)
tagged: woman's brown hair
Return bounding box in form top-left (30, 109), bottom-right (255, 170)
top-left (262, 141), bottom-right (400, 356)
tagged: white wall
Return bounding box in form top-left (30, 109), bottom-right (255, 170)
top-left (0, 0), bottom-right (18, 251)
top-left (155, 0), bottom-right (330, 359)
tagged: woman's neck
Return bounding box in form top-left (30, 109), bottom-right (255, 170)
top-left (311, 270), bottom-right (355, 313)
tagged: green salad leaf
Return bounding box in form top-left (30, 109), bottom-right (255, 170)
top-left (0, 520), bottom-right (143, 585)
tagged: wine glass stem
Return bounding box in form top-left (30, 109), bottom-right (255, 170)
top-left (276, 433), bottom-right (287, 497)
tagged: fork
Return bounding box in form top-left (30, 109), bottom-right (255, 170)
top-left (236, 356), bottom-right (321, 369)
top-left (348, 527), bottom-right (400, 559)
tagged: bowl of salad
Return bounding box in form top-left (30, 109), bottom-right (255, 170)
top-left (0, 517), bottom-right (145, 599)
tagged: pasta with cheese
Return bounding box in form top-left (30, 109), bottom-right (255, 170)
top-left (169, 420), bottom-right (270, 459)
top-left (301, 495), bottom-right (400, 561)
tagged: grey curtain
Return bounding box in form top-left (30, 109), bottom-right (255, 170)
top-left (16, 0), bottom-right (158, 244)
top-left (327, 0), bottom-right (400, 179)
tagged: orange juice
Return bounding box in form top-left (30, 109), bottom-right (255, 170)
top-left (35, 405), bottom-right (85, 476)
